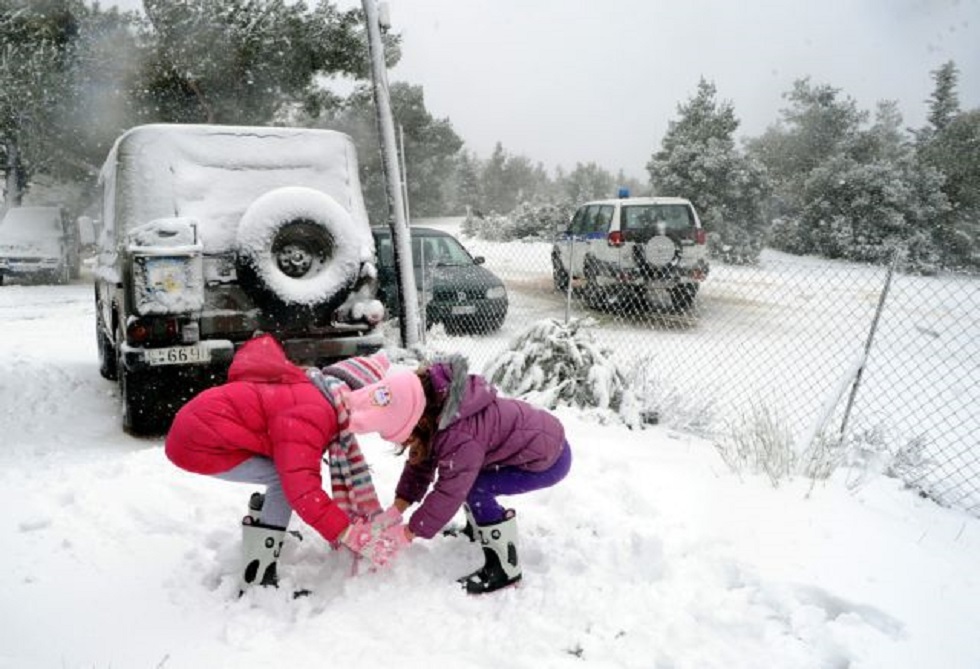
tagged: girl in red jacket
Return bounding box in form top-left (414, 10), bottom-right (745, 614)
top-left (165, 334), bottom-right (425, 595)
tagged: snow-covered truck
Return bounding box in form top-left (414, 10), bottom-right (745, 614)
top-left (94, 124), bottom-right (385, 435)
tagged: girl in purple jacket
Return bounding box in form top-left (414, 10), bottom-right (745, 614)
top-left (345, 354), bottom-right (572, 594)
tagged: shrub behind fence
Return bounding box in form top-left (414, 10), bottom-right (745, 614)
top-left (386, 218), bottom-right (979, 516)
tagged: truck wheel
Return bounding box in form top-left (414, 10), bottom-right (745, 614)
top-left (551, 251), bottom-right (569, 291)
top-left (670, 283), bottom-right (699, 311)
top-left (116, 324), bottom-right (161, 435)
top-left (97, 323), bottom-right (117, 380)
top-left (582, 258), bottom-right (606, 310)
top-left (236, 186), bottom-right (361, 322)
top-left (119, 368), bottom-right (159, 436)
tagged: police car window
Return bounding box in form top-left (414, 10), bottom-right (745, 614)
top-left (570, 207), bottom-right (587, 234)
top-left (661, 205), bottom-right (693, 233)
top-left (582, 205), bottom-right (601, 234)
top-left (592, 205), bottom-right (614, 233)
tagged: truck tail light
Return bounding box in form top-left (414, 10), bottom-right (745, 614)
top-left (127, 317), bottom-right (181, 345)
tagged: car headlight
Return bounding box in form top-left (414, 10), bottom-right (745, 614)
top-left (485, 286), bottom-right (506, 300)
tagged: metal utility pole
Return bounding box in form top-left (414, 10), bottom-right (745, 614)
top-left (362, 0), bottom-right (420, 348)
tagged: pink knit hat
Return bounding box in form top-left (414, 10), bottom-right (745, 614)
top-left (345, 371), bottom-right (425, 443)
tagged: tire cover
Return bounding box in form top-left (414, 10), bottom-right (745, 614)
top-left (644, 235), bottom-right (677, 267)
top-left (236, 186), bottom-right (359, 305)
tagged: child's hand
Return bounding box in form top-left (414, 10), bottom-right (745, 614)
top-left (340, 518), bottom-right (410, 567)
top-left (373, 505), bottom-right (403, 529)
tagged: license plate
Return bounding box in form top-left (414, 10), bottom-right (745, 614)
top-left (144, 345), bottom-right (211, 366)
top-left (451, 305), bottom-right (477, 315)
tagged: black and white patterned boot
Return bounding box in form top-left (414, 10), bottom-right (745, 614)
top-left (442, 503), bottom-right (476, 541)
top-left (238, 516), bottom-right (285, 596)
top-left (458, 509), bottom-right (522, 595)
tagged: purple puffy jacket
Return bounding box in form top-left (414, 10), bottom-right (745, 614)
top-left (395, 356), bottom-right (566, 539)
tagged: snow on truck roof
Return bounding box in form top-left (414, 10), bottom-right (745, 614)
top-left (99, 124), bottom-right (371, 254)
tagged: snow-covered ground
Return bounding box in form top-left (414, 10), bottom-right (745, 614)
top-left (2, 273), bottom-right (979, 668)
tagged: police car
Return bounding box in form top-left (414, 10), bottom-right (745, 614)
top-left (551, 195), bottom-right (709, 311)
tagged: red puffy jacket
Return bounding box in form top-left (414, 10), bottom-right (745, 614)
top-left (165, 335), bottom-right (348, 541)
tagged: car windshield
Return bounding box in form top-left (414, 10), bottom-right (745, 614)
top-left (621, 204), bottom-right (693, 235)
top-left (376, 232), bottom-right (474, 268)
top-left (414, 235), bottom-right (472, 267)
top-left (0, 210), bottom-right (63, 241)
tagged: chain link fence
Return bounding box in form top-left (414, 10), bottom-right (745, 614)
top-left (383, 218), bottom-right (979, 516)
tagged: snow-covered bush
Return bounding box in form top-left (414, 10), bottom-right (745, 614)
top-left (460, 201), bottom-right (574, 242)
top-left (714, 403), bottom-right (798, 487)
top-left (623, 358), bottom-right (715, 434)
top-left (484, 317), bottom-right (650, 427)
top-left (509, 201), bottom-right (574, 241)
top-left (460, 210), bottom-right (513, 241)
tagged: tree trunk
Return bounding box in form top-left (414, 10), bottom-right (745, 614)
top-left (4, 139), bottom-right (23, 207)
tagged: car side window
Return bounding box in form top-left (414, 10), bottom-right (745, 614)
top-left (376, 236), bottom-right (394, 266)
top-left (570, 207), bottom-right (587, 235)
top-left (411, 237), bottom-right (426, 266)
top-left (593, 205), bottom-right (614, 234)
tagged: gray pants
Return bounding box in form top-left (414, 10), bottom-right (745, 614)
top-left (214, 457), bottom-right (292, 528)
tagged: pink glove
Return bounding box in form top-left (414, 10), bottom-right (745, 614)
top-left (379, 523), bottom-right (410, 566)
top-left (373, 505), bottom-right (403, 529)
top-left (340, 518), bottom-right (411, 568)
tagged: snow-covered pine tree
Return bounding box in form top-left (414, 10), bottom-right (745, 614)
top-left (485, 318), bottom-right (649, 426)
top-left (646, 78), bottom-right (770, 265)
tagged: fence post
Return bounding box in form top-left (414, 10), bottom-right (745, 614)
top-left (564, 234), bottom-right (574, 324)
top-left (838, 246), bottom-right (902, 443)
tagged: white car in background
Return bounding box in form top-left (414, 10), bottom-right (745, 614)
top-left (552, 196), bottom-right (709, 311)
top-left (0, 206), bottom-right (80, 285)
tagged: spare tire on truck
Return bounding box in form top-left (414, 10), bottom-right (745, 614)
top-left (236, 186), bottom-right (362, 328)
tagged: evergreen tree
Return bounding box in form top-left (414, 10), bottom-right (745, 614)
top-left (561, 161), bottom-right (614, 203)
top-left (474, 142), bottom-right (553, 215)
top-left (136, 0), bottom-right (388, 125)
top-left (751, 79), bottom-right (950, 270)
top-left (0, 0), bottom-right (77, 205)
top-left (647, 78), bottom-right (770, 264)
top-left (748, 79), bottom-right (864, 254)
top-left (50, 3), bottom-right (142, 184)
top-left (451, 149), bottom-right (483, 215)
top-left (926, 60), bottom-right (959, 134)
top-left (301, 81), bottom-right (463, 224)
top-left (916, 61), bottom-right (978, 269)
top-left (480, 142), bottom-right (510, 214)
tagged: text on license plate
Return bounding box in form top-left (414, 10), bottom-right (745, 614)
top-left (145, 345), bottom-right (211, 366)
top-left (451, 305), bottom-right (477, 315)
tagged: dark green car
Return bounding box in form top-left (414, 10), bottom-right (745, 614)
top-left (372, 226), bottom-right (508, 335)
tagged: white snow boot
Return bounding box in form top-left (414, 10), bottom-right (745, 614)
top-left (458, 509), bottom-right (522, 595)
top-left (245, 491), bottom-right (265, 524)
top-left (443, 503), bottom-right (476, 541)
top-left (238, 516), bottom-right (286, 596)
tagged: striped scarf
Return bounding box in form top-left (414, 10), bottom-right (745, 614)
top-left (307, 368), bottom-right (383, 523)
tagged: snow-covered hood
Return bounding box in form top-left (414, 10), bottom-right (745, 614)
top-left (0, 233), bottom-right (61, 258)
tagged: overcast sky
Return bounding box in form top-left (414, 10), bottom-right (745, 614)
top-left (114, 0), bottom-right (979, 178)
